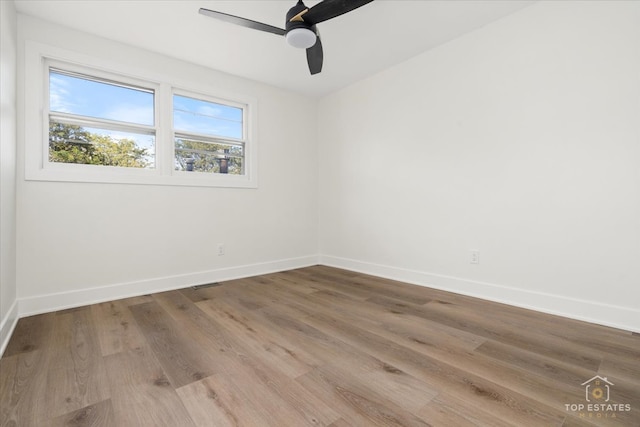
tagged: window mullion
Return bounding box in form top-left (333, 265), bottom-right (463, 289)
top-left (158, 82), bottom-right (173, 176)
top-left (49, 112), bottom-right (156, 136)
top-left (174, 131), bottom-right (245, 148)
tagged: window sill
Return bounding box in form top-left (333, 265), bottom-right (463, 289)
top-left (25, 166), bottom-right (258, 189)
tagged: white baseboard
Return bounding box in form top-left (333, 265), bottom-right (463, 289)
top-left (19, 255), bottom-right (319, 317)
top-left (8, 253), bottom-right (638, 354)
top-left (0, 299), bottom-right (19, 357)
top-left (319, 255), bottom-right (640, 333)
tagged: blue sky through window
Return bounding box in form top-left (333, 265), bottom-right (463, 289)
top-left (49, 70), bottom-right (244, 141)
top-left (174, 95), bottom-right (243, 140)
top-left (49, 71), bottom-right (154, 125)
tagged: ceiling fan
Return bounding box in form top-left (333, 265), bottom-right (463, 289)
top-left (199, 0), bottom-right (374, 75)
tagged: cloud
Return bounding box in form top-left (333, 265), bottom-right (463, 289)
top-left (196, 105), bottom-right (224, 118)
top-left (49, 75), bottom-right (75, 113)
top-left (104, 105), bottom-right (154, 126)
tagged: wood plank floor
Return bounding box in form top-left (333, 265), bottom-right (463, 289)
top-left (1, 266), bottom-right (639, 426)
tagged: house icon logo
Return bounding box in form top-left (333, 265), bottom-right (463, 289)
top-left (581, 375), bottom-right (614, 402)
top-left (565, 375), bottom-right (630, 416)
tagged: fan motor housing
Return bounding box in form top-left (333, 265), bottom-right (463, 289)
top-left (285, 1), bottom-right (312, 32)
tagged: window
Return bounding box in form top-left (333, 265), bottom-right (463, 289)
top-left (25, 42), bottom-right (257, 188)
top-left (48, 69), bottom-right (156, 169)
top-left (173, 93), bottom-right (246, 175)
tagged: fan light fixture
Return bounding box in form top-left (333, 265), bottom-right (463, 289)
top-left (286, 28), bottom-right (316, 49)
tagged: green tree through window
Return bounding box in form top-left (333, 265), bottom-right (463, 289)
top-left (49, 122), bottom-right (151, 168)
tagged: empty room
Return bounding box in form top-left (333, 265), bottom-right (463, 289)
top-left (1, 0), bottom-right (639, 426)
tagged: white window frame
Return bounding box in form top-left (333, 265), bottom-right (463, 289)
top-left (172, 88), bottom-right (248, 178)
top-left (24, 41), bottom-right (258, 188)
top-left (45, 61), bottom-right (161, 176)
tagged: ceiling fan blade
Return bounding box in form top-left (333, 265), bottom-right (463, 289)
top-left (303, 0), bottom-right (374, 25)
top-left (306, 28), bottom-right (323, 75)
top-left (199, 8), bottom-right (286, 36)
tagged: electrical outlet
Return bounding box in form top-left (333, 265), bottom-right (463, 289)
top-left (217, 244), bottom-right (225, 256)
top-left (470, 250), bottom-right (480, 264)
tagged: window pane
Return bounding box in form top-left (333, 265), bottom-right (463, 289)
top-left (175, 138), bottom-right (243, 174)
top-left (50, 70), bottom-right (154, 126)
top-left (49, 120), bottom-right (155, 168)
top-left (173, 95), bottom-right (243, 139)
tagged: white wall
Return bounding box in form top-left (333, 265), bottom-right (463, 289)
top-left (1, 0), bottom-right (19, 353)
top-left (16, 16), bottom-right (319, 314)
top-left (318, 1), bottom-right (640, 332)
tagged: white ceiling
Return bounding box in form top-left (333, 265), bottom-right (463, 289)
top-left (14, 0), bottom-right (535, 97)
